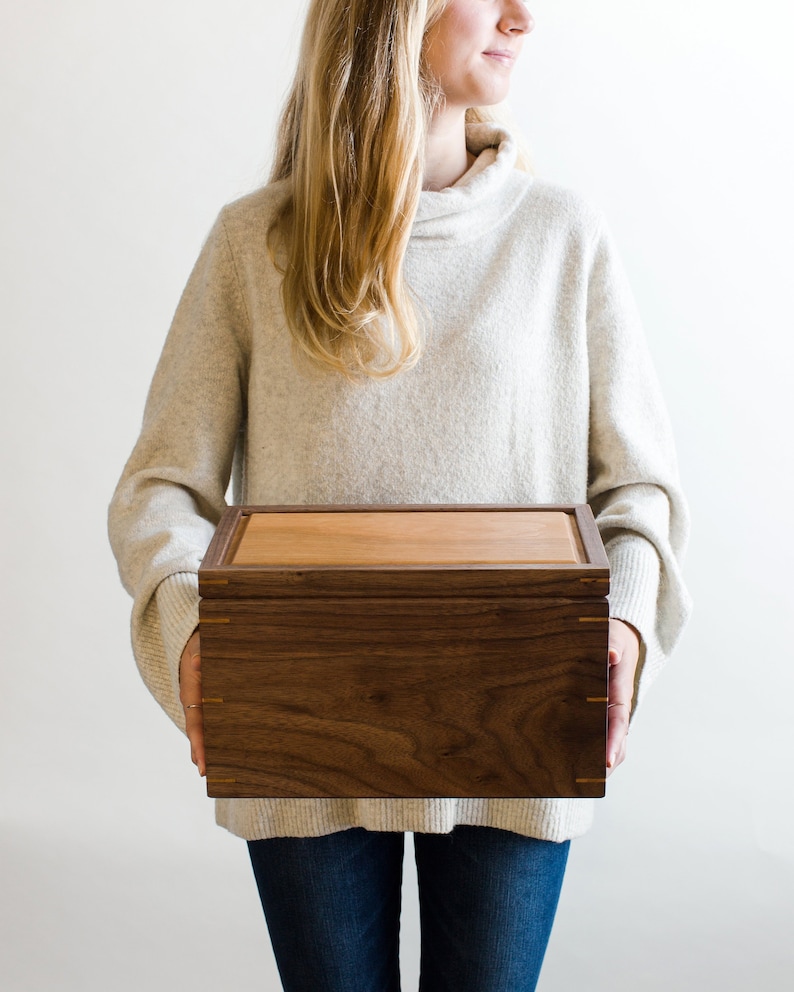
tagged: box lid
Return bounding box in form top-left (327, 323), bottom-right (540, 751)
top-left (199, 505), bottom-right (609, 599)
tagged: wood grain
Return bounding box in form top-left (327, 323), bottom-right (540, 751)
top-left (200, 596), bottom-right (608, 799)
top-left (230, 510), bottom-right (582, 566)
top-left (199, 505), bottom-right (608, 599)
top-left (199, 564), bottom-right (610, 600)
top-left (198, 504), bottom-right (610, 800)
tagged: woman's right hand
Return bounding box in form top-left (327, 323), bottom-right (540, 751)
top-left (179, 629), bottom-right (206, 776)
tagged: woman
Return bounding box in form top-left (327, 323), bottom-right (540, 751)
top-left (109, 1), bottom-right (691, 989)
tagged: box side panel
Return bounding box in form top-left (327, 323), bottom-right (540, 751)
top-left (199, 507), bottom-right (246, 570)
top-left (573, 504), bottom-right (610, 569)
top-left (199, 596), bottom-right (608, 799)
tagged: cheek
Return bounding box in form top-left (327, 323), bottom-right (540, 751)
top-left (425, 6), bottom-right (483, 76)
top-left (444, 6), bottom-right (484, 55)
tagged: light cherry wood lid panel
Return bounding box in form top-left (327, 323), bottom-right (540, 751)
top-left (229, 510), bottom-right (584, 567)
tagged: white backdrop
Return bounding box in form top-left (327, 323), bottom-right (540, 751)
top-left (2, 2), bottom-right (792, 989)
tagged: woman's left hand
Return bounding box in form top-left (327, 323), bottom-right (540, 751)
top-left (606, 619), bottom-right (641, 775)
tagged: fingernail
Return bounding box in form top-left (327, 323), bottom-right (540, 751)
top-left (607, 752), bottom-right (615, 768)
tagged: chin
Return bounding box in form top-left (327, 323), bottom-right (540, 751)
top-left (470, 87), bottom-right (511, 109)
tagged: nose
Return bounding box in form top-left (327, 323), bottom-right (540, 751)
top-left (500, 1), bottom-right (534, 35)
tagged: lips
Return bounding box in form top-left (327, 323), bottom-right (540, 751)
top-left (483, 50), bottom-right (516, 66)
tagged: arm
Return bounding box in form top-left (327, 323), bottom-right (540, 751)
top-left (108, 212), bottom-right (251, 731)
top-left (585, 218), bottom-right (692, 762)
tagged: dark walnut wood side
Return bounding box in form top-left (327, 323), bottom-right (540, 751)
top-left (198, 505), bottom-right (610, 800)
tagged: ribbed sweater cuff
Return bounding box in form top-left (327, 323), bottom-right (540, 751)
top-left (605, 538), bottom-right (661, 707)
top-left (606, 538), bottom-right (660, 646)
top-left (155, 571), bottom-right (200, 700)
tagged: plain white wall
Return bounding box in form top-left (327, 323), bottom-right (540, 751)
top-left (2, 1), bottom-right (792, 989)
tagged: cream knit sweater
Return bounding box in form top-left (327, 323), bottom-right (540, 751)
top-left (109, 125), bottom-right (691, 842)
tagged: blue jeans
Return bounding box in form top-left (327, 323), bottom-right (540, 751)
top-left (248, 825), bottom-right (569, 992)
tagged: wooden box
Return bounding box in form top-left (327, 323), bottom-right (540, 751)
top-left (198, 505), bottom-right (610, 800)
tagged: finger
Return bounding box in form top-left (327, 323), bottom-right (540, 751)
top-left (185, 705), bottom-right (206, 777)
top-left (185, 700), bottom-right (206, 778)
top-left (607, 732), bottom-right (628, 776)
top-left (179, 632), bottom-right (205, 777)
top-left (179, 633), bottom-right (201, 699)
top-left (607, 639), bottom-right (636, 706)
top-left (179, 656), bottom-right (202, 710)
top-left (606, 702), bottom-right (630, 773)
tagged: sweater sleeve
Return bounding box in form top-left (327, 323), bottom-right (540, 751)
top-left (585, 217), bottom-right (692, 704)
top-left (108, 211), bottom-right (250, 729)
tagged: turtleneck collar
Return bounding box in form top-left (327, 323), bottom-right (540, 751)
top-left (411, 124), bottom-right (526, 245)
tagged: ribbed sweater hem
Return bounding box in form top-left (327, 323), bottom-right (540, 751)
top-left (215, 796), bottom-right (595, 843)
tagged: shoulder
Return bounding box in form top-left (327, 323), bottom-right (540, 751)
top-left (213, 180), bottom-right (291, 246)
top-left (509, 172), bottom-right (606, 243)
top-left (191, 180), bottom-right (291, 281)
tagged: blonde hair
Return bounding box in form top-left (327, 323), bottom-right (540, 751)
top-left (269, 0), bottom-right (525, 379)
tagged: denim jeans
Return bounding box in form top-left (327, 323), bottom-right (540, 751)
top-left (248, 825), bottom-right (569, 992)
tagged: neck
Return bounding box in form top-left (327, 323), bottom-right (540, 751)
top-left (422, 108), bottom-right (474, 192)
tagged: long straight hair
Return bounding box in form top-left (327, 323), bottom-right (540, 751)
top-left (268, 0), bottom-right (518, 379)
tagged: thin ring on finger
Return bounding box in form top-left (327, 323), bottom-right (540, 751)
top-left (608, 702), bottom-right (631, 734)
top-left (184, 703), bottom-right (203, 710)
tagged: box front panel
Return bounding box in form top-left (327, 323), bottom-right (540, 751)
top-left (200, 596), bottom-right (608, 799)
